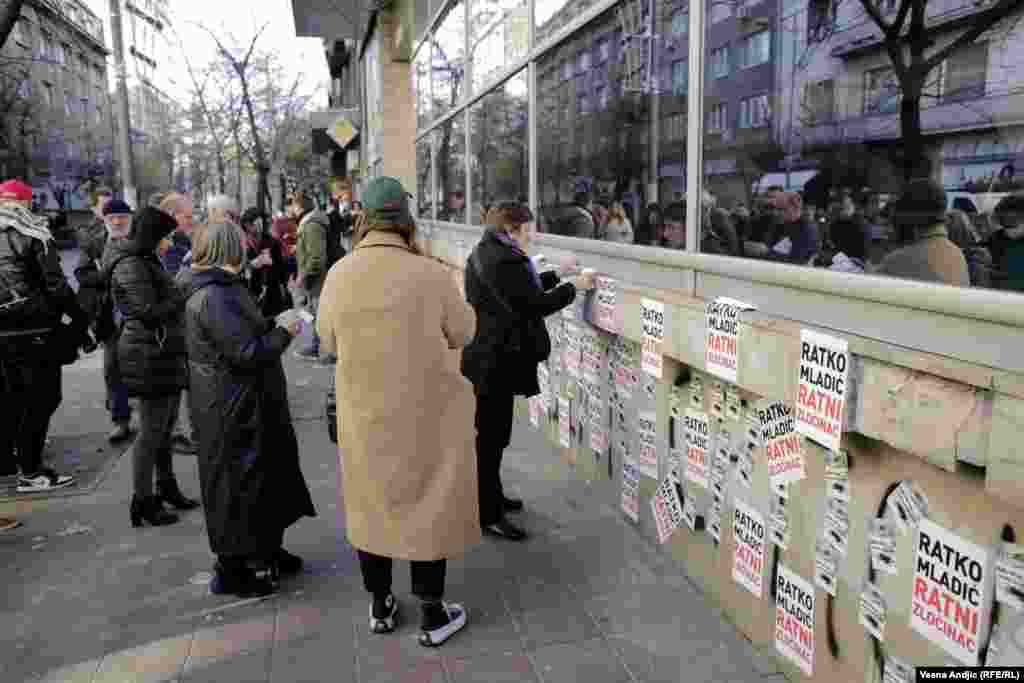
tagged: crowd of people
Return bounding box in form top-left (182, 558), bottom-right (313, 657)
top-left (538, 180), bottom-right (1024, 290)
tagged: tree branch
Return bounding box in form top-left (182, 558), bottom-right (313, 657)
top-left (857, 0), bottom-right (895, 36)
top-left (926, 0), bottom-right (1023, 70)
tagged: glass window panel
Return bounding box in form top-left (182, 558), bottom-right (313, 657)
top-left (432, 1), bottom-right (466, 120)
top-left (436, 111), bottom-right (467, 223)
top-left (417, 138), bottom-right (434, 218)
top-left (415, 44), bottom-right (432, 131)
top-left (469, 69), bottom-right (528, 224)
top-left (671, 10), bottom-right (688, 36)
top-left (470, 0), bottom-right (528, 94)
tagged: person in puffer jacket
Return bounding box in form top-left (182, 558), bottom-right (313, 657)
top-left (102, 207), bottom-right (200, 529)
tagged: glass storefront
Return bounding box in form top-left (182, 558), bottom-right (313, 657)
top-left (414, 0), bottom-right (1024, 294)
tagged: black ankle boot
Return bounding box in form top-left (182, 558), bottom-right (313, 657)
top-left (130, 495), bottom-right (179, 528)
top-left (156, 478), bottom-right (200, 510)
top-left (211, 559), bottom-right (276, 598)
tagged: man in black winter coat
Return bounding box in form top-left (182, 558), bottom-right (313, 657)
top-left (0, 180), bottom-right (92, 503)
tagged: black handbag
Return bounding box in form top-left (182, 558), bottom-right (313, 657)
top-left (470, 251), bottom-right (551, 364)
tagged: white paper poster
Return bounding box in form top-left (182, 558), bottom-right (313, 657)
top-left (732, 499), bottom-right (767, 598)
top-left (652, 470), bottom-right (685, 544)
top-left (558, 397), bottom-right (571, 448)
top-left (621, 457), bottom-right (641, 522)
top-left (995, 542), bottom-right (1024, 611)
top-left (758, 401), bottom-right (806, 487)
top-left (775, 564), bottom-right (815, 677)
top-left (910, 519), bottom-right (994, 665)
top-left (640, 298), bottom-right (665, 378)
top-left (684, 409), bottom-right (710, 490)
top-left (815, 539), bottom-right (838, 596)
top-left (705, 298), bottom-right (754, 383)
top-left (636, 411), bottom-right (659, 479)
top-left (593, 276), bottom-right (622, 334)
top-left (528, 397), bottom-right (540, 428)
top-left (860, 581), bottom-right (887, 640)
top-left (869, 518), bottom-right (899, 576)
top-left (563, 322), bottom-right (582, 379)
top-left (796, 330), bottom-right (850, 452)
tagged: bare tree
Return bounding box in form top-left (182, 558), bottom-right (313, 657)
top-left (856, 0), bottom-right (1024, 180)
top-left (0, 0), bottom-right (25, 50)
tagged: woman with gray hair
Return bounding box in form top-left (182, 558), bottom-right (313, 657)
top-left (183, 222), bottom-right (317, 598)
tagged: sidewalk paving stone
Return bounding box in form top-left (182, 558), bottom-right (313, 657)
top-left (529, 637), bottom-right (632, 683)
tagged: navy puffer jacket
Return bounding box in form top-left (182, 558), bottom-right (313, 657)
top-left (101, 208), bottom-right (187, 397)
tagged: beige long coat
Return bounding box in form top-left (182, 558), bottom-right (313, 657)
top-left (316, 230), bottom-right (481, 561)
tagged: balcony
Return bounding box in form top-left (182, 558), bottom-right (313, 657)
top-left (291, 0), bottom-right (367, 40)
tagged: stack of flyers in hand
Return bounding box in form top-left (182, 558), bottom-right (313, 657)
top-left (709, 381), bottom-right (726, 418)
top-left (887, 481), bottom-right (930, 535)
top-left (690, 376), bottom-right (704, 409)
top-left (868, 518), bottom-right (898, 576)
top-left (996, 542), bottom-right (1024, 610)
top-left (814, 539), bottom-right (838, 596)
top-left (708, 508), bottom-right (722, 544)
top-left (823, 496), bottom-right (850, 557)
top-left (769, 496), bottom-right (790, 549)
top-left (882, 656), bottom-right (913, 683)
top-left (824, 450), bottom-right (851, 502)
top-left (859, 581), bottom-right (887, 639)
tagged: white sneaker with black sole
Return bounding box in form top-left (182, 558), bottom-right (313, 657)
top-left (17, 468), bottom-right (75, 493)
top-left (418, 602), bottom-right (467, 647)
top-left (369, 593), bottom-right (399, 634)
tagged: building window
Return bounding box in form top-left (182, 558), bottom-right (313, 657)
top-left (807, 0), bottom-right (834, 43)
top-left (710, 46), bottom-right (730, 78)
top-left (864, 67), bottom-right (900, 114)
top-left (708, 103), bottom-right (727, 132)
top-left (709, 2), bottom-right (733, 24)
top-left (671, 10), bottom-right (688, 36)
top-left (943, 42), bottom-right (987, 102)
top-left (803, 79), bottom-right (835, 123)
top-left (739, 94), bottom-right (771, 128)
top-left (672, 59), bottom-right (688, 95)
top-left (738, 31), bottom-right (770, 69)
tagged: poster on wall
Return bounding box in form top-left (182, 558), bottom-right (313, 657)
top-left (770, 496), bottom-right (790, 550)
top-left (732, 500), bottom-right (767, 598)
top-left (690, 375), bottom-right (704, 409)
top-left (652, 469), bottom-right (685, 544)
top-left (593, 276), bottom-right (622, 334)
top-left (529, 397), bottom-right (540, 428)
top-left (860, 581), bottom-right (887, 639)
top-left (581, 331), bottom-right (607, 385)
top-left (759, 401), bottom-right (806, 487)
top-left (684, 409), bottom-right (710, 490)
top-left (815, 539), bottom-right (838, 596)
top-left (621, 457), bottom-right (641, 523)
top-left (795, 330), bottom-right (850, 452)
top-left (910, 519), bottom-right (995, 665)
top-left (775, 564), bottom-right (815, 677)
top-left (996, 542), bottom-right (1024, 611)
top-left (558, 397), bottom-right (571, 448)
top-left (564, 322), bottom-right (582, 380)
top-left (869, 518), bottom-right (899, 576)
top-left (637, 411), bottom-right (659, 479)
top-left (882, 657), bottom-right (914, 683)
top-left (640, 298), bottom-right (665, 378)
top-left (705, 297), bottom-right (755, 383)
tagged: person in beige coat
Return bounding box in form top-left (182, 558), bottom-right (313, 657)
top-left (317, 176), bottom-right (480, 648)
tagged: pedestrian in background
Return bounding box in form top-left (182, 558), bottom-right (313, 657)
top-left (240, 208), bottom-right (291, 317)
top-left (462, 200), bottom-right (594, 541)
top-left (317, 176), bottom-right (479, 647)
top-left (287, 190), bottom-right (328, 361)
top-left (183, 222), bottom-right (316, 598)
top-left (103, 207), bottom-right (200, 528)
top-left (0, 180), bottom-right (91, 521)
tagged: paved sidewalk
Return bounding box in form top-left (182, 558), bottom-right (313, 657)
top-left (1, 354), bottom-right (783, 683)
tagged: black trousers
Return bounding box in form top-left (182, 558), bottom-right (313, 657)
top-left (357, 549), bottom-right (446, 602)
top-left (475, 391), bottom-right (515, 527)
top-left (0, 340), bottom-right (62, 476)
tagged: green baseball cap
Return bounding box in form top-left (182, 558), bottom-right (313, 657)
top-left (363, 176), bottom-right (413, 225)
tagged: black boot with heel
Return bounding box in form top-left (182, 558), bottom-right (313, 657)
top-left (130, 495), bottom-right (179, 527)
top-left (156, 478), bottom-right (200, 511)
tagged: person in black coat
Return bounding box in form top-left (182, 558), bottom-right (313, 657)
top-left (240, 208), bottom-right (291, 317)
top-left (183, 222), bottom-right (316, 598)
top-left (461, 200), bottom-right (595, 541)
top-left (102, 207), bottom-right (200, 529)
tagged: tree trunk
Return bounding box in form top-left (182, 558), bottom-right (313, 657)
top-left (899, 81), bottom-right (927, 181)
top-left (236, 151), bottom-right (242, 208)
top-left (216, 153), bottom-right (227, 194)
top-left (0, 0), bottom-right (25, 50)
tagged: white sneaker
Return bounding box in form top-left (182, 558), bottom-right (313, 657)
top-left (369, 594), bottom-right (399, 634)
top-left (17, 468), bottom-right (75, 493)
top-left (418, 602), bottom-right (467, 647)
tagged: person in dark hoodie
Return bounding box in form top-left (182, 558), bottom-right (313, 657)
top-left (102, 207), bottom-right (200, 529)
top-left (183, 222), bottom-right (316, 598)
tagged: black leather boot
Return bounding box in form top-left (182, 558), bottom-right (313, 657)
top-left (210, 558), bottom-right (276, 598)
top-left (130, 495), bottom-right (179, 528)
top-left (156, 478), bottom-right (200, 510)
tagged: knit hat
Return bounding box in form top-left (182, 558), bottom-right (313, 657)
top-left (0, 180), bottom-right (33, 203)
top-left (102, 199), bottom-right (133, 216)
top-left (892, 179), bottom-right (946, 229)
top-left (363, 176), bottom-right (412, 226)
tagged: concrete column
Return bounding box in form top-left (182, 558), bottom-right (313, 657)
top-left (376, 11), bottom-right (417, 195)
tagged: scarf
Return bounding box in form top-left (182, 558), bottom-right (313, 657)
top-left (493, 229), bottom-right (542, 289)
top-left (0, 203), bottom-right (54, 253)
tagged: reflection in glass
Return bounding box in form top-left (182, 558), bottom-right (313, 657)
top-left (469, 0), bottom-right (529, 94)
top-left (415, 46), bottom-right (432, 131)
top-left (436, 111), bottom-right (467, 223)
top-left (470, 70), bottom-right (529, 224)
top-left (432, 1), bottom-right (466, 120)
top-left (416, 139), bottom-right (434, 219)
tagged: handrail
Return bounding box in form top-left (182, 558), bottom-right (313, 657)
top-left (421, 220), bottom-right (1024, 329)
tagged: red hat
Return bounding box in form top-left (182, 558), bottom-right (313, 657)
top-left (0, 180), bottom-right (33, 202)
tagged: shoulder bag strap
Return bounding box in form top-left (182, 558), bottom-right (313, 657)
top-left (469, 251), bottom-right (520, 319)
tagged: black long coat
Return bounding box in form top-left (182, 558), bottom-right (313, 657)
top-left (101, 208), bottom-right (188, 397)
top-left (184, 267), bottom-right (316, 558)
top-left (461, 229), bottom-right (577, 397)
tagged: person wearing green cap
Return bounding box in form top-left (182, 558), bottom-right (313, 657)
top-left (317, 176), bottom-right (479, 647)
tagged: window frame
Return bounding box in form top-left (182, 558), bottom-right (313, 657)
top-left (710, 46), bottom-right (730, 79)
top-left (738, 30), bottom-right (770, 69)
